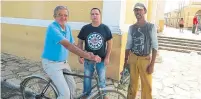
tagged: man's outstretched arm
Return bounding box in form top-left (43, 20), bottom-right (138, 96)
top-left (60, 39), bottom-right (101, 62)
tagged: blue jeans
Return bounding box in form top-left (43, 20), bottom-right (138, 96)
top-left (83, 59), bottom-right (106, 96)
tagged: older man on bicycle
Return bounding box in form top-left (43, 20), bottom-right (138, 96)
top-left (41, 6), bottom-right (101, 99)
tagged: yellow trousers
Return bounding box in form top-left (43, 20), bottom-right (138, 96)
top-left (127, 53), bottom-right (152, 99)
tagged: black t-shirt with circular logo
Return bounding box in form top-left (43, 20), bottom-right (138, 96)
top-left (78, 24), bottom-right (112, 60)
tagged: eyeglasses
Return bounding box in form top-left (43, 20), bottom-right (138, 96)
top-left (56, 14), bottom-right (68, 17)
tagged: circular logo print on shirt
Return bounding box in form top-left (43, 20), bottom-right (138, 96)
top-left (87, 32), bottom-right (103, 50)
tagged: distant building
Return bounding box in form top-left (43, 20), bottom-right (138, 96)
top-left (165, 1), bottom-right (201, 29)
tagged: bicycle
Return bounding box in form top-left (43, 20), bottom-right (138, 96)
top-left (108, 65), bottom-right (130, 92)
top-left (20, 63), bottom-right (126, 99)
top-left (108, 64), bottom-right (143, 98)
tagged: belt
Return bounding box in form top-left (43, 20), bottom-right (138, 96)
top-left (135, 54), bottom-right (149, 56)
top-left (132, 52), bottom-right (149, 57)
top-left (130, 49), bottom-right (150, 56)
top-left (130, 53), bottom-right (151, 60)
top-left (57, 60), bottom-right (67, 63)
top-left (43, 58), bottom-right (67, 63)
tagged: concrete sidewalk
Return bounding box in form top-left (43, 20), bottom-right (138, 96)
top-left (159, 27), bottom-right (201, 40)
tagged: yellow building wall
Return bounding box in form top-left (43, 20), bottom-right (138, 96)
top-left (1, 23), bottom-right (126, 79)
top-left (2, 1), bottom-right (103, 22)
top-left (158, 20), bottom-right (164, 32)
top-left (147, 0), bottom-right (153, 22)
top-left (1, 1), bottom-right (126, 80)
top-left (1, 24), bottom-right (46, 60)
top-left (156, 1), bottom-right (165, 33)
top-left (183, 7), bottom-right (192, 27)
top-left (166, 4), bottom-right (201, 28)
top-left (125, 0), bottom-right (136, 24)
top-left (190, 1), bottom-right (201, 5)
top-left (182, 6), bottom-right (201, 27)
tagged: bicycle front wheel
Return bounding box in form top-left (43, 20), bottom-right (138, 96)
top-left (89, 89), bottom-right (126, 99)
top-left (21, 75), bottom-right (58, 99)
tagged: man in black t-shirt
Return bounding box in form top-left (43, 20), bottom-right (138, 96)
top-left (77, 8), bottom-right (112, 98)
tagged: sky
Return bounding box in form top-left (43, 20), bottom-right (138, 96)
top-left (165, 0), bottom-right (190, 13)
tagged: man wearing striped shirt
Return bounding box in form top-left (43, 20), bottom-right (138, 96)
top-left (124, 3), bottom-right (158, 99)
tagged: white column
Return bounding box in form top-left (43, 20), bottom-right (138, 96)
top-left (156, 1), bottom-right (165, 23)
top-left (151, 1), bottom-right (158, 24)
top-left (102, 0), bottom-right (126, 34)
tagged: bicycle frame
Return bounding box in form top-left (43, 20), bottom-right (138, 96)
top-left (105, 65), bottom-right (130, 92)
top-left (21, 61), bottom-right (108, 99)
top-left (36, 80), bottom-right (53, 99)
top-left (63, 62), bottom-right (105, 99)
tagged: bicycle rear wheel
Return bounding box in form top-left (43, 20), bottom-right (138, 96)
top-left (21, 76), bottom-right (58, 99)
top-left (89, 89), bottom-right (126, 99)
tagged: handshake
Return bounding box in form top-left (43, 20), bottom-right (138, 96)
top-left (79, 52), bottom-right (102, 64)
top-left (89, 52), bottom-right (101, 63)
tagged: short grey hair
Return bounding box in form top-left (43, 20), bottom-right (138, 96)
top-left (53, 6), bottom-right (69, 17)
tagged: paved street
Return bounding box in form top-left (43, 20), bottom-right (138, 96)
top-left (152, 50), bottom-right (201, 99)
top-left (1, 49), bottom-right (201, 99)
top-left (1, 53), bottom-right (45, 99)
top-left (1, 53), bottom-right (84, 99)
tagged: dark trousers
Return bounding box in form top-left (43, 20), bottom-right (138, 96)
top-left (192, 24), bottom-right (196, 33)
